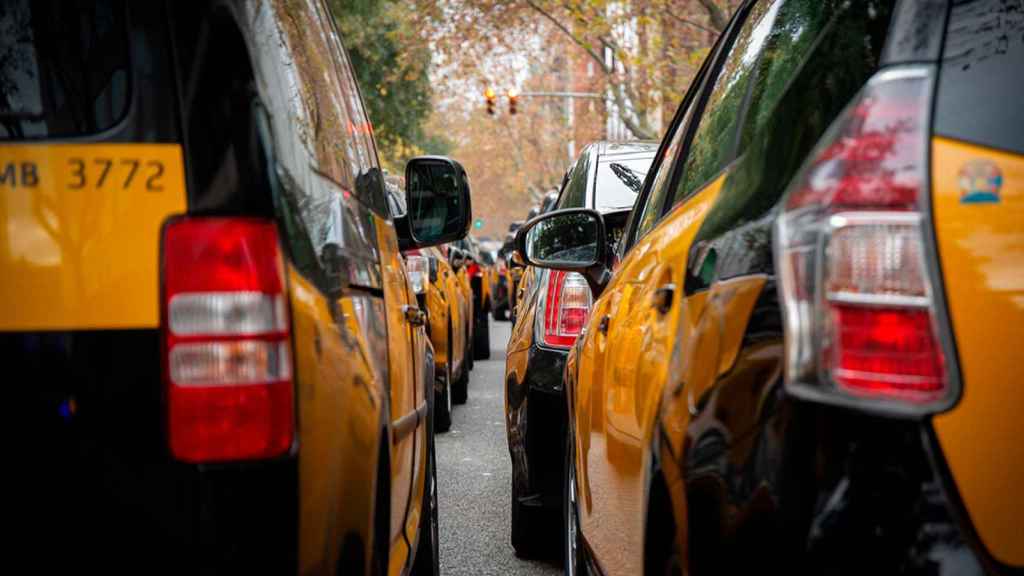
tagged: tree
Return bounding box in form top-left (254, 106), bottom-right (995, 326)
top-left (409, 0), bottom-right (737, 140)
top-left (330, 0), bottom-right (450, 171)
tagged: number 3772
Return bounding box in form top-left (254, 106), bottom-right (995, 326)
top-left (67, 158), bottom-right (165, 191)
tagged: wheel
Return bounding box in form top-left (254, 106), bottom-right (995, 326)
top-left (493, 305), bottom-right (507, 322)
top-left (473, 308), bottom-right (491, 360)
top-left (412, 400), bottom-right (440, 575)
top-left (564, 429), bottom-right (586, 575)
top-left (452, 363), bottom-right (468, 405)
top-left (434, 357), bottom-right (452, 433)
top-left (467, 322), bottom-right (475, 372)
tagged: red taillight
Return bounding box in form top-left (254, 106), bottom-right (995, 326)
top-left (467, 263), bottom-right (481, 278)
top-left (162, 218), bottom-right (294, 463)
top-left (775, 66), bottom-right (955, 415)
top-left (543, 271), bottom-right (591, 348)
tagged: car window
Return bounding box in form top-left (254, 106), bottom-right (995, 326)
top-left (632, 102), bottom-right (697, 242)
top-left (935, 0), bottom-right (1024, 155)
top-left (0, 0), bottom-right (129, 140)
top-left (737, 0), bottom-right (834, 153)
top-left (672, 0), bottom-right (783, 206)
top-left (593, 157), bottom-right (653, 212)
top-left (683, 0), bottom-right (892, 294)
top-left (556, 152), bottom-right (592, 209)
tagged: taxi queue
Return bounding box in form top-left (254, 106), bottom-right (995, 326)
top-left (502, 0), bottom-right (1022, 575)
top-left (2, 1), bottom-right (1021, 576)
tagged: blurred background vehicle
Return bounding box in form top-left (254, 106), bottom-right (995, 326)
top-left (389, 185), bottom-right (473, 429)
top-left (503, 140), bottom-right (655, 557)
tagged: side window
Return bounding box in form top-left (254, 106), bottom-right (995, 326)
top-left (672, 0), bottom-right (783, 205)
top-left (632, 108), bottom-right (692, 241)
top-left (556, 153), bottom-right (591, 209)
top-left (273, 0), bottom-right (355, 190)
top-left (323, 6), bottom-right (389, 217)
top-left (737, 0), bottom-right (834, 151)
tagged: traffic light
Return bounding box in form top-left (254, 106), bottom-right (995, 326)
top-left (508, 89), bottom-right (518, 115)
top-left (484, 87), bottom-right (496, 115)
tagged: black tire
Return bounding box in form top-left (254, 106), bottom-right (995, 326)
top-left (564, 429), bottom-right (587, 575)
top-left (434, 356), bottom-right (452, 433)
top-left (452, 363), bottom-right (468, 405)
top-left (510, 481), bottom-right (539, 558)
top-left (473, 308), bottom-right (491, 360)
top-left (492, 305), bottom-right (507, 322)
top-left (412, 398), bottom-right (440, 575)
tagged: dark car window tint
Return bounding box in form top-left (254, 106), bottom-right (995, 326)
top-left (673, 0), bottom-right (783, 205)
top-left (737, 0), bottom-right (834, 152)
top-left (935, 0), bottom-right (1024, 155)
top-left (684, 0), bottom-right (892, 294)
top-left (594, 157), bottom-right (653, 212)
top-left (633, 100), bottom-right (697, 242)
top-left (557, 152), bottom-right (592, 209)
top-left (0, 0), bottom-right (129, 140)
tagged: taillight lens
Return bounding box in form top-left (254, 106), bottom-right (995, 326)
top-left (406, 255), bottom-right (429, 294)
top-left (467, 263), bottom-right (481, 278)
top-left (162, 218), bottom-right (294, 462)
top-left (543, 271), bottom-right (592, 348)
top-left (775, 66), bottom-right (955, 414)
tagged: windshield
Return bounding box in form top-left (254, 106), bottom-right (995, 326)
top-left (594, 157), bottom-right (653, 211)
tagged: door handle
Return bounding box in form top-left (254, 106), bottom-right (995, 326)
top-left (652, 283), bottom-right (675, 315)
top-left (403, 305), bottom-right (427, 327)
top-left (598, 314), bottom-right (610, 334)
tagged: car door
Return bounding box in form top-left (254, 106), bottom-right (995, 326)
top-left (572, 15), bottom-right (740, 572)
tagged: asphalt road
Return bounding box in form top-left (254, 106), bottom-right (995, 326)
top-left (436, 319), bottom-right (562, 576)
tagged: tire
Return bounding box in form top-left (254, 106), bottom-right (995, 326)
top-left (473, 308), bottom-right (491, 360)
top-left (493, 305), bottom-right (507, 322)
top-left (412, 399), bottom-right (440, 575)
top-left (434, 357), bottom-right (452, 433)
top-left (564, 429), bottom-right (587, 575)
top-left (452, 362), bottom-right (468, 405)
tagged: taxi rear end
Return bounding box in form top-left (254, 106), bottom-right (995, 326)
top-left (3, 2), bottom-right (293, 572)
top-left (774, 0), bottom-right (1023, 571)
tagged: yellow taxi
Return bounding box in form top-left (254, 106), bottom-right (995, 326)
top-left (517, 0), bottom-right (1022, 573)
top-left (2, 2), bottom-right (471, 575)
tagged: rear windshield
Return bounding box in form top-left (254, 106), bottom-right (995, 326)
top-left (0, 0), bottom-right (129, 140)
top-left (934, 0), bottom-right (1024, 155)
top-left (593, 157), bottom-right (652, 212)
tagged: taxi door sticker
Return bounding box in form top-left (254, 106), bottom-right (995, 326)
top-left (0, 144), bottom-right (187, 331)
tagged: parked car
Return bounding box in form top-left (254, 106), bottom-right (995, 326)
top-left (504, 141), bottom-right (655, 556)
top-left (454, 235), bottom-right (494, 360)
top-left (441, 242), bottom-right (477, 391)
top-left (494, 221), bottom-right (526, 321)
top-left (388, 187), bottom-right (472, 430)
top-left (1, 2), bottom-right (472, 574)
top-left (519, 0), bottom-right (1022, 574)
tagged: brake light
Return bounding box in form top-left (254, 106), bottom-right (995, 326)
top-left (162, 218), bottom-right (294, 462)
top-left (775, 66), bottom-right (955, 414)
top-left (543, 271), bottom-right (592, 348)
top-left (467, 263), bottom-right (481, 278)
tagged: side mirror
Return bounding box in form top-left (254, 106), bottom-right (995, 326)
top-left (449, 247), bottom-right (466, 270)
top-left (398, 156), bottom-right (472, 251)
top-left (515, 208), bottom-right (611, 296)
top-left (510, 250), bottom-right (525, 268)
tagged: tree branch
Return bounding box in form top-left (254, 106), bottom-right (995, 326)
top-left (523, 0), bottom-right (611, 73)
top-left (666, 11), bottom-right (716, 35)
top-left (695, 0), bottom-right (729, 32)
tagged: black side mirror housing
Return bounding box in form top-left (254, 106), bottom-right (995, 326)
top-left (397, 156), bottom-right (472, 251)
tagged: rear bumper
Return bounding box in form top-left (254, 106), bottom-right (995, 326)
top-left (8, 330), bottom-right (297, 574)
top-left (507, 342), bottom-right (568, 511)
